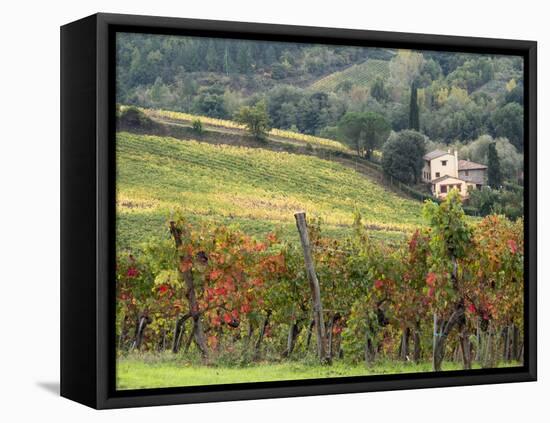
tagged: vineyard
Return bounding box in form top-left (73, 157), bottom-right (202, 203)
top-left (144, 108), bottom-right (352, 152)
top-left (309, 59), bottom-right (390, 92)
top-left (116, 132), bottom-right (423, 249)
top-left (113, 32), bottom-right (526, 391)
top-left (116, 191), bottom-right (523, 389)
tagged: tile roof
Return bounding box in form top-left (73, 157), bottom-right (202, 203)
top-left (458, 159), bottom-right (488, 170)
top-left (423, 149), bottom-right (450, 160)
top-left (430, 175), bottom-right (468, 184)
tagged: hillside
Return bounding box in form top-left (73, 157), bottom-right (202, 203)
top-left (309, 59), bottom-right (390, 92)
top-left (116, 132), bottom-right (425, 249)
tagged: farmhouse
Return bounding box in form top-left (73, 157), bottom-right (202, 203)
top-left (422, 149), bottom-right (487, 199)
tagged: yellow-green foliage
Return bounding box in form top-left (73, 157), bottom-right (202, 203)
top-left (144, 108), bottom-right (350, 152)
top-left (310, 59), bottom-right (390, 92)
top-left (116, 132), bottom-right (425, 249)
top-left (147, 108), bottom-right (243, 130)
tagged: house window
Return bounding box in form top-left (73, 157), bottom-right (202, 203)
top-left (440, 185), bottom-right (447, 193)
top-left (435, 172), bottom-right (440, 178)
top-left (441, 160), bottom-right (447, 166)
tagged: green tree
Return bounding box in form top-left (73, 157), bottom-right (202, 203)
top-left (487, 142), bottom-right (502, 188)
top-left (388, 50), bottom-right (425, 102)
top-left (467, 186), bottom-right (500, 216)
top-left (192, 87), bottom-right (227, 118)
top-left (408, 80), bottom-right (420, 131)
top-left (491, 102), bottom-right (524, 151)
top-left (505, 82), bottom-right (524, 105)
top-left (459, 135), bottom-right (522, 183)
top-left (381, 130), bottom-right (426, 184)
top-left (235, 101), bottom-right (271, 140)
top-left (370, 78), bottom-right (387, 102)
top-left (337, 112), bottom-right (390, 159)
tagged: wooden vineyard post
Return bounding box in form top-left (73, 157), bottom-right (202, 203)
top-left (432, 313), bottom-right (438, 370)
top-left (169, 221), bottom-right (209, 359)
top-left (294, 211), bottom-right (331, 364)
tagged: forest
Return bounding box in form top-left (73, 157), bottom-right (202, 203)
top-left (115, 33), bottom-right (525, 389)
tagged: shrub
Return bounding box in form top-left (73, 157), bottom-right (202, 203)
top-left (118, 106), bottom-right (155, 131)
top-left (192, 119), bottom-right (203, 134)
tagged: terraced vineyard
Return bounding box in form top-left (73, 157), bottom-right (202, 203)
top-left (144, 108), bottom-right (351, 152)
top-left (310, 59), bottom-right (390, 92)
top-left (116, 132), bottom-right (425, 249)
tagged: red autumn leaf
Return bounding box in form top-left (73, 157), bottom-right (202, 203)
top-left (158, 285), bottom-right (169, 295)
top-left (214, 287), bottom-right (227, 296)
top-left (507, 239), bottom-right (518, 254)
top-left (468, 303), bottom-right (476, 313)
top-left (223, 276), bottom-right (235, 291)
top-left (426, 272), bottom-right (437, 287)
top-left (374, 280), bottom-right (384, 289)
top-left (231, 309), bottom-right (239, 319)
top-left (254, 243), bottom-right (267, 252)
top-left (240, 303), bottom-right (251, 313)
top-left (126, 267), bottom-right (139, 278)
top-left (209, 269), bottom-right (223, 280)
top-left (428, 286), bottom-right (435, 298)
top-left (223, 313), bottom-right (232, 324)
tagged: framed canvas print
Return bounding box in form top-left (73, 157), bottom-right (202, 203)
top-left (60, 13), bottom-right (537, 409)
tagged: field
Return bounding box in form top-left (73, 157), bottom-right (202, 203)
top-left (310, 59), bottom-right (390, 92)
top-left (117, 353), bottom-right (521, 390)
top-left (116, 132), bottom-right (424, 249)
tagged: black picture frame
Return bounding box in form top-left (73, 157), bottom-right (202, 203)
top-left (61, 12), bottom-right (537, 409)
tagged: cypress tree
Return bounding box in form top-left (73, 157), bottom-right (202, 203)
top-left (487, 142), bottom-right (502, 188)
top-left (409, 80), bottom-right (420, 131)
